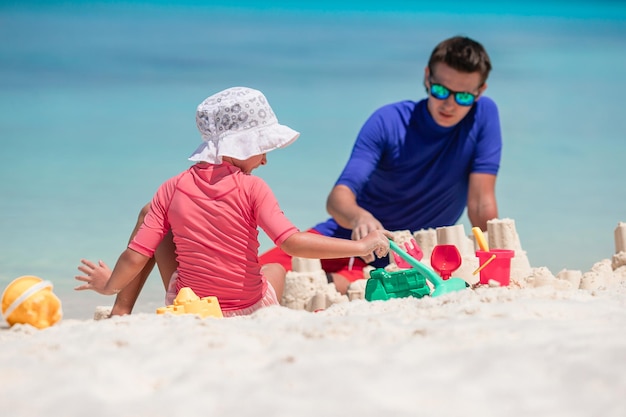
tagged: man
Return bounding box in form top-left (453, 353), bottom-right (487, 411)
top-left (260, 35), bottom-right (501, 293)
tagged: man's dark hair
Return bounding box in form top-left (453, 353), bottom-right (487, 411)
top-left (428, 36), bottom-right (492, 85)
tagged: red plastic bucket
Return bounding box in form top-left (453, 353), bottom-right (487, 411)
top-left (476, 249), bottom-right (515, 286)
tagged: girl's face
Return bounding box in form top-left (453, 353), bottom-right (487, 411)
top-left (229, 153), bottom-right (267, 174)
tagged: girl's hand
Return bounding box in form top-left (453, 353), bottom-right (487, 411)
top-left (351, 214), bottom-right (386, 263)
top-left (360, 230), bottom-right (393, 259)
top-left (75, 259), bottom-right (114, 294)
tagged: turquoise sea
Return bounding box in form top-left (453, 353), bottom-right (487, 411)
top-left (1, 0), bottom-right (625, 319)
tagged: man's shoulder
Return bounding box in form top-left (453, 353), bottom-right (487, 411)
top-left (475, 96), bottom-right (498, 111)
top-left (369, 99), bottom-right (422, 122)
top-left (472, 96), bottom-right (500, 123)
top-left (376, 99), bottom-right (420, 112)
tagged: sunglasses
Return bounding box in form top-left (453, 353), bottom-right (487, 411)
top-left (429, 80), bottom-right (478, 107)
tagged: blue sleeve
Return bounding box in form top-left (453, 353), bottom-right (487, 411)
top-left (335, 108), bottom-right (387, 195)
top-left (472, 97), bottom-right (502, 175)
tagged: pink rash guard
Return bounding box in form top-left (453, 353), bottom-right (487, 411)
top-left (129, 162), bottom-right (299, 311)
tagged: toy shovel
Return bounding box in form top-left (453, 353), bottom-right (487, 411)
top-left (389, 240), bottom-right (468, 297)
top-left (391, 238), bottom-right (423, 268)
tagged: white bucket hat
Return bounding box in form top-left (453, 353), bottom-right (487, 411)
top-left (189, 86), bottom-right (300, 163)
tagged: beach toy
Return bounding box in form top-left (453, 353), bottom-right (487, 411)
top-left (473, 254), bottom-right (496, 275)
top-left (365, 268), bottom-right (430, 301)
top-left (389, 240), bottom-right (468, 297)
top-left (391, 238), bottom-right (423, 268)
top-left (156, 287), bottom-right (223, 318)
top-left (475, 249), bottom-right (515, 286)
top-left (472, 226), bottom-right (489, 251)
top-left (1, 275), bottom-right (63, 329)
top-left (430, 244), bottom-right (462, 280)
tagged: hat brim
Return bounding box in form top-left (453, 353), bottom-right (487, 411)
top-left (189, 123), bottom-right (300, 164)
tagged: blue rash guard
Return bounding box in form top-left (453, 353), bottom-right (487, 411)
top-left (313, 96), bottom-right (502, 267)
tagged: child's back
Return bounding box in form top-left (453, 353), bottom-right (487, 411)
top-left (132, 162), bottom-right (298, 310)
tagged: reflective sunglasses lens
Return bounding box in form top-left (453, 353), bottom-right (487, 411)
top-left (455, 92), bottom-right (475, 106)
top-left (430, 84), bottom-right (450, 100)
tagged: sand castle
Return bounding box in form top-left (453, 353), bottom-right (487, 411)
top-left (86, 220), bottom-right (626, 317)
top-left (380, 221), bottom-right (527, 285)
top-left (281, 257), bottom-right (349, 311)
top-left (614, 222), bottom-right (626, 268)
top-left (280, 219), bottom-right (626, 311)
top-left (521, 221), bottom-right (626, 291)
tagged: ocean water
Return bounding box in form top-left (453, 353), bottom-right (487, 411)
top-left (1, 0), bottom-right (625, 319)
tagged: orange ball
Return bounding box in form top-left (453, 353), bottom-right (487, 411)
top-left (1, 275), bottom-right (62, 329)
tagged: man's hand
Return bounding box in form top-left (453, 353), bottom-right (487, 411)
top-left (326, 184), bottom-right (386, 263)
top-left (351, 212), bottom-right (385, 263)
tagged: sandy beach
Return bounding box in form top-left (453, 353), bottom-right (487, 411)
top-left (1, 285), bottom-right (625, 416)
top-left (2, 220), bottom-right (626, 417)
top-left (2, 2), bottom-right (626, 415)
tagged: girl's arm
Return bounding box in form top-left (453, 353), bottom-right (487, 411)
top-left (75, 248), bottom-right (150, 296)
top-left (280, 229), bottom-right (391, 260)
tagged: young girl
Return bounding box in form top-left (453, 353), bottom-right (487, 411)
top-left (75, 86), bottom-right (391, 317)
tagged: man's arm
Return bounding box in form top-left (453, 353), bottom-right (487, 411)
top-left (326, 184), bottom-right (385, 264)
top-left (467, 172), bottom-right (498, 230)
top-left (326, 184), bottom-right (384, 240)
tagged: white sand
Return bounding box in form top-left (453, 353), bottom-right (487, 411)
top-left (2, 220), bottom-right (626, 416)
top-left (1, 284), bottom-right (625, 416)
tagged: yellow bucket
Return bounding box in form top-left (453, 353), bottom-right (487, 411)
top-left (1, 275), bottom-right (63, 329)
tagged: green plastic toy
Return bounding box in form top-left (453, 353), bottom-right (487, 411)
top-left (389, 240), bottom-right (468, 297)
top-left (365, 267), bottom-right (430, 301)
top-left (365, 240), bottom-right (468, 301)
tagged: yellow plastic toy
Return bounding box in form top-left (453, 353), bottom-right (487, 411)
top-left (156, 287), bottom-right (223, 318)
top-left (1, 275), bottom-right (63, 329)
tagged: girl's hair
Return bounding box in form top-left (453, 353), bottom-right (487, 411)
top-left (428, 36), bottom-right (492, 85)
